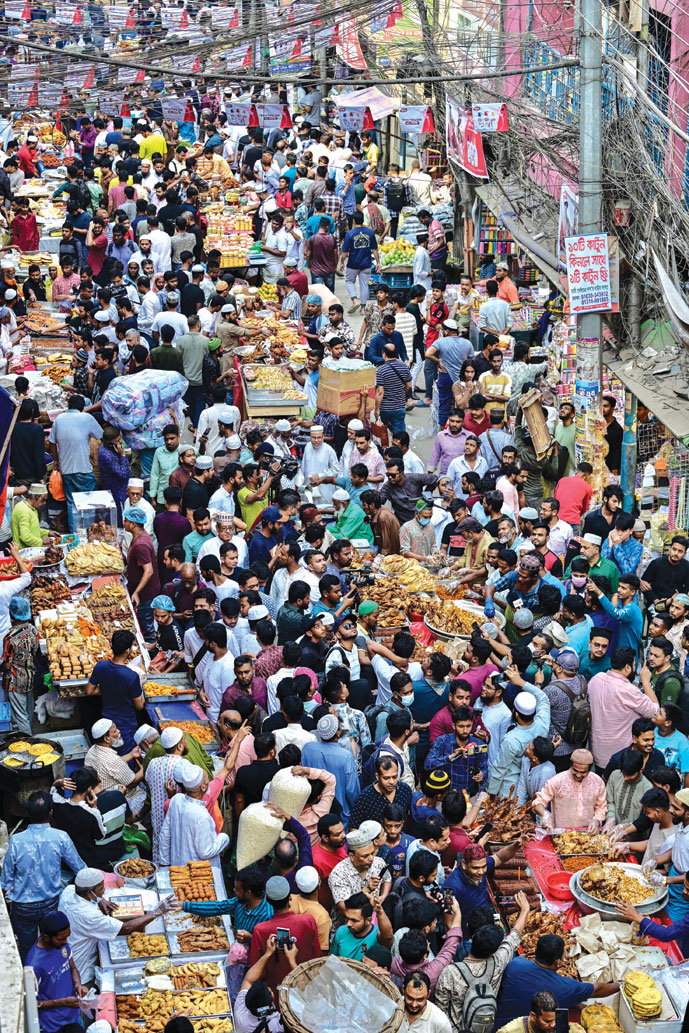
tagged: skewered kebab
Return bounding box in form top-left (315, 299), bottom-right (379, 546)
top-left (477, 785), bottom-right (535, 841)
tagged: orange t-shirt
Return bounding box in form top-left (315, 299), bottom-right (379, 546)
top-left (497, 277), bottom-right (519, 305)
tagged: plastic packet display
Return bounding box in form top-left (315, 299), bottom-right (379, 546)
top-left (288, 955), bottom-right (396, 1033)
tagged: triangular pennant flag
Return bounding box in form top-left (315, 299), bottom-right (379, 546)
top-left (362, 106), bottom-right (375, 130)
top-left (178, 8), bottom-right (188, 28)
top-left (331, 24), bottom-right (341, 45)
top-left (280, 104), bottom-right (293, 129)
top-left (125, 6), bottom-right (135, 28)
top-left (286, 4), bottom-right (294, 22)
top-left (135, 68), bottom-right (146, 83)
top-left (56, 87), bottom-right (70, 132)
top-left (242, 43), bottom-right (253, 67)
top-left (291, 38), bottom-right (302, 58)
top-left (422, 106), bottom-right (435, 132)
top-left (121, 101), bottom-right (131, 117)
top-left (184, 99), bottom-right (196, 122)
top-left (83, 65), bottom-right (95, 88)
top-left (28, 84), bottom-right (38, 107)
top-left (229, 7), bottom-right (238, 27)
top-left (72, 5), bottom-right (81, 24)
top-left (21, 0), bottom-right (31, 17)
top-left (248, 103), bottom-right (260, 127)
top-left (191, 55), bottom-right (200, 72)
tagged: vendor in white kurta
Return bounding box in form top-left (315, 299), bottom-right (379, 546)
top-left (121, 478), bottom-right (157, 557)
top-left (59, 867), bottom-right (178, 984)
top-left (339, 418), bottom-right (364, 476)
top-left (301, 425), bottom-right (339, 506)
top-left (261, 210), bottom-right (290, 284)
top-left (200, 620), bottom-right (237, 723)
top-left (158, 761), bottom-right (230, 869)
top-left (197, 511), bottom-right (248, 567)
top-left (196, 396), bottom-right (241, 458)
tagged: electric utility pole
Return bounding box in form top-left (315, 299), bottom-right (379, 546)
top-left (577, 0), bottom-right (603, 389)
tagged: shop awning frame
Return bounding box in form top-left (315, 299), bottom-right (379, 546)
top-left (475, 179), bottom-right (561, 286)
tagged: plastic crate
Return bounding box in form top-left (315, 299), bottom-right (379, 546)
top-left (382, 270), bottom-right (413, 289)
top-left (0, 701), bottom-right (11, 731)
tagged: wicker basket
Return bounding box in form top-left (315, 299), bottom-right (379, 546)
top-left (277, 957), bottom-right (405, 1033)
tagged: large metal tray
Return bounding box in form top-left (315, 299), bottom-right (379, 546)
top-left (143, 672), bottom-right (197, 703)
top-left (424, 600), bottom-right (505, 641)
top-left (104, 954), bottom-right (228, 994)
top-left (570, 862), bottom-right (668, 917)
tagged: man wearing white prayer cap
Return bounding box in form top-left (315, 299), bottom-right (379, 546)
top-left (195, 386), bottom-right (240, 458)
top-left (133, 725), bottom-right (159, 751)
top-left (301, 422), bottom-right (339, 505)
top-left (84, 719), bottom-right (145, 810)
top-left (486, 678), bottom-right (550, 799)
top-left (339, 417), bottom-right (364, 475)
top-left (59, 866), bottom-right (178, 983)
top-left (158, 745), bottom-right (229, 869)
top-left (330, 487), bottom-right (374, 545)
top-left (146, 726), bottom-right (188, 861)
top-left (328, 827), bottom-right (393, 912)
top-left (122, 477), bottom-right (156, 542)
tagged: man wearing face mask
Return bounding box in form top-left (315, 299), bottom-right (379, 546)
top-left (84, 719), bottom-right (145, 813)
top-left (59, 867), bottom-right (179, 984)
top-left (399, 498), bottom-right (436, 561)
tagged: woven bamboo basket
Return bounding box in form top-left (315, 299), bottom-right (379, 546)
top-left (277, 956), bottom-right (405, 1033)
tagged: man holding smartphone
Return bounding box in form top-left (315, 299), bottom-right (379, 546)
top-left (248, 876), bottom-right (321, 991)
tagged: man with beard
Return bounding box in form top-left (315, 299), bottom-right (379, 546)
top-left (83, 719), bottom-right (145, 812)
top-left (533, 748), bottom-right (607, 829)
top-left (424, 706), bottom-right (488, 795)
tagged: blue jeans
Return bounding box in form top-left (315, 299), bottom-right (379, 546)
top-left (380, 409), bottom-right (407, 435)
top-left (136, 599), bottom-right (155, 641)
top-left (62, 471), bottom-right (97, 532)
top-left (437, 370), bottom-right (454, 429)
top-left (312, 273), bottom-right (335, 291)
top-left (10, 894), bottom-right (60, 961)
top-left (184, 384), bottom-right (206, 429)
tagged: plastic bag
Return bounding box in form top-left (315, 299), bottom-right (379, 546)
top-left (101, 369), bottom-right (188, 431)
top-left (49, 468), bottom-right (65, 501)
top-left (268, 768), bottom-right (310, 820)
top-left (236, 803), bottom-right (284, 869)
top-left (289, 955), bottom-right (397, 1033)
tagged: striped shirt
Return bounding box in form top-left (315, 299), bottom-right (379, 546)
top-left (183, 895), bottom-right (274, 932)
top-left (375, 360), bottom-right (411, 413)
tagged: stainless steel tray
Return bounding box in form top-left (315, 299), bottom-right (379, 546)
top-left (570, 862), bottom-right (668, 916)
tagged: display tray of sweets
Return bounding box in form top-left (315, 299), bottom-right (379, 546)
top-left (111, 957), bottom-right (227, 995)
top-left (116, 986), bottom-right (231, 1023)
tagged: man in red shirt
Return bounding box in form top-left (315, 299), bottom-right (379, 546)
top-left (11, 197), bottom-right (38, 252)
top-left (429, 678), bottom-right (489, 743)
top-left (311, 814), bottom-right (347, 911)
top-left (283, 258), bottom-right (309, 298)
top-left (248, 875), bottom-right (320, 990)
top-left (553, 461), bottom-right (594, 531)
top-left (463, 394), bottom-right (491, 436)
top-left (16, 135), bottom-right (38, 177)
top-left (125, 506), bottom-right (160, 643)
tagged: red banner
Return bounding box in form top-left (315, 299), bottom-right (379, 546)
top-left (398, 105), bottom-right (435, 134)
top-left (446, 97), bottom-right (488, 178)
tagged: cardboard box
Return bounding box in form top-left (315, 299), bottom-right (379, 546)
top-left (317, 365), bottom-right (375, 417)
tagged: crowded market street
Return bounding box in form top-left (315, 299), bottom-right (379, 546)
top-left (3, 6), bottom-right (689, 1033)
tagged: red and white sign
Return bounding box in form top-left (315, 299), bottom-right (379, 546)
top-left (225, 101), bottom-right (254, 126)
top-left (107, 5), bottom-right (134, 27)
top-left (176, 54), bottom-right (201, 72)
top-left (161, 96), bottom-right (197, 122)
top-left (398, 105), bottom-right (435, 134)
top-left (65, 66), bottom-right (95, 93)
top-left (55, 2), bottom-right (81, 23)
top-left (254, 103), bottom-right (293, 130)
top-left (99, 92), bottom-right (125, 117)
top-left (8, 81), bottom-right (37, 108)
top-left (337, 18), bottom-right (367, 70)
top-left (38, 81), bottom-right (64, 108)
top-left (160, 5), bottom-right (183, 27)
top-left (211, 5), bottom-right (238, 26)
top-left (446, 98), bottom-right (488, 178)
top-left (564, 233), bottom-right (612, 314)
top-left (471, 103), bottom-right (508, 133)
top-left (4, 0), bottom-right (29, 18)
top-left (338, 106), bottom-right (375, 132)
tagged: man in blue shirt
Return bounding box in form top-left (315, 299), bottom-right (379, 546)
top-left (366, 314), bottom-right (407, 365)
top-left (444, 841), bottom-right (524, 938)
top-left (305, 199), bottom-right (335, 239)
top-left (586, 573), bottom-right (644, 657)
top-left (494, 934), bottom-right (617, 1028)
top-left (302, 714), bottom-right (360, 828)
top-left (424, 705), bottom-right (488, 794)
top-left (26, 910), bottom-right (86, 1031)
top-left (339, 211), bottom-right (381, 314)
top-left (1, 791), bottom-right (85, 960)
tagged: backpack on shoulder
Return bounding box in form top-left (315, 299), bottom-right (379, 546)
top-left (455, 958), bottom-right (497, 1033)
top-left (550, 675), bottom-right (591, 746)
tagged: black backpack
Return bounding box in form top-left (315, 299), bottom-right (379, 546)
top-left (656, 669), bottom-right (689, 733)
top-left (386, 179), bottom-right (405, 212)
top-left (550, 675), bottom-right (591, 746)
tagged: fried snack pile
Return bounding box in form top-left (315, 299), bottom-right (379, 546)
top-left (31, 574), bottom-right (71, 611)
top-left (380, 554), bottom-right (437, 590)
top-left (145, 681), bottom-right (192, 698)
top-left (161, 720), bottom-right (216, 744)
top-left (193, 1021), bottom-right (233, 1033)
top-left (171, 962), bottom-right (222, 989)
top-left (42, 609), bottom-right (112, 681)
top-left (510, 910), bottom-right (578, 979)
top-left (358, 581), bottom-right (409, 627)
top-left (87, 520), bottom-right (118, 543)
top-left (476, 785), bottom-right (535, 842)
top-left (424, 600), bottom-right (486, 636)
top-left (581, 1003), bottom-right (623, 1033)
top-left (553, 831), bottom-right (610, 855)
top-left (88, 582), bottom-right (136, 635)
top-left (117, 988), bottom-right (229, 1022)
top-left (623, 971), bottom-right (663, 1019)
top-left (127, 933), bottom-right (169, 957)
top-left (117, 858), bottom-right (155, 878)
top-left (580, 864), bottom-right (654, 905)
top-left (170, 861), bottom-right (216, 902)
top-left (176, 929), bottom-right (229, 953)
top-left (65, 542), bottom-right (123, 575)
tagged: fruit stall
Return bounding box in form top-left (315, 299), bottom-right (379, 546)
top-left (380, 239), bottom-right (415, 289)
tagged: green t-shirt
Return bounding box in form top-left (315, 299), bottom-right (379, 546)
top-left (652, 668), bottom-right (683, 706)
top-left (237, 486), bottom-right (267, 530)
top-left (332, 923), bottom-right (378, 960)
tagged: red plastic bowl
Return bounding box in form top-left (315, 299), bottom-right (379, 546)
top-left (546, 870), bottom-right (574, 900)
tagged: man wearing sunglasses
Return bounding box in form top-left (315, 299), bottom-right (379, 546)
top-left (325, 615), bottom-right (375, 711)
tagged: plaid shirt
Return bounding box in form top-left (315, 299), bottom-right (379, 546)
top-left (424, 734), bottom-right (488, 793)
top-left (322, 192), bottom-right (344, 242)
